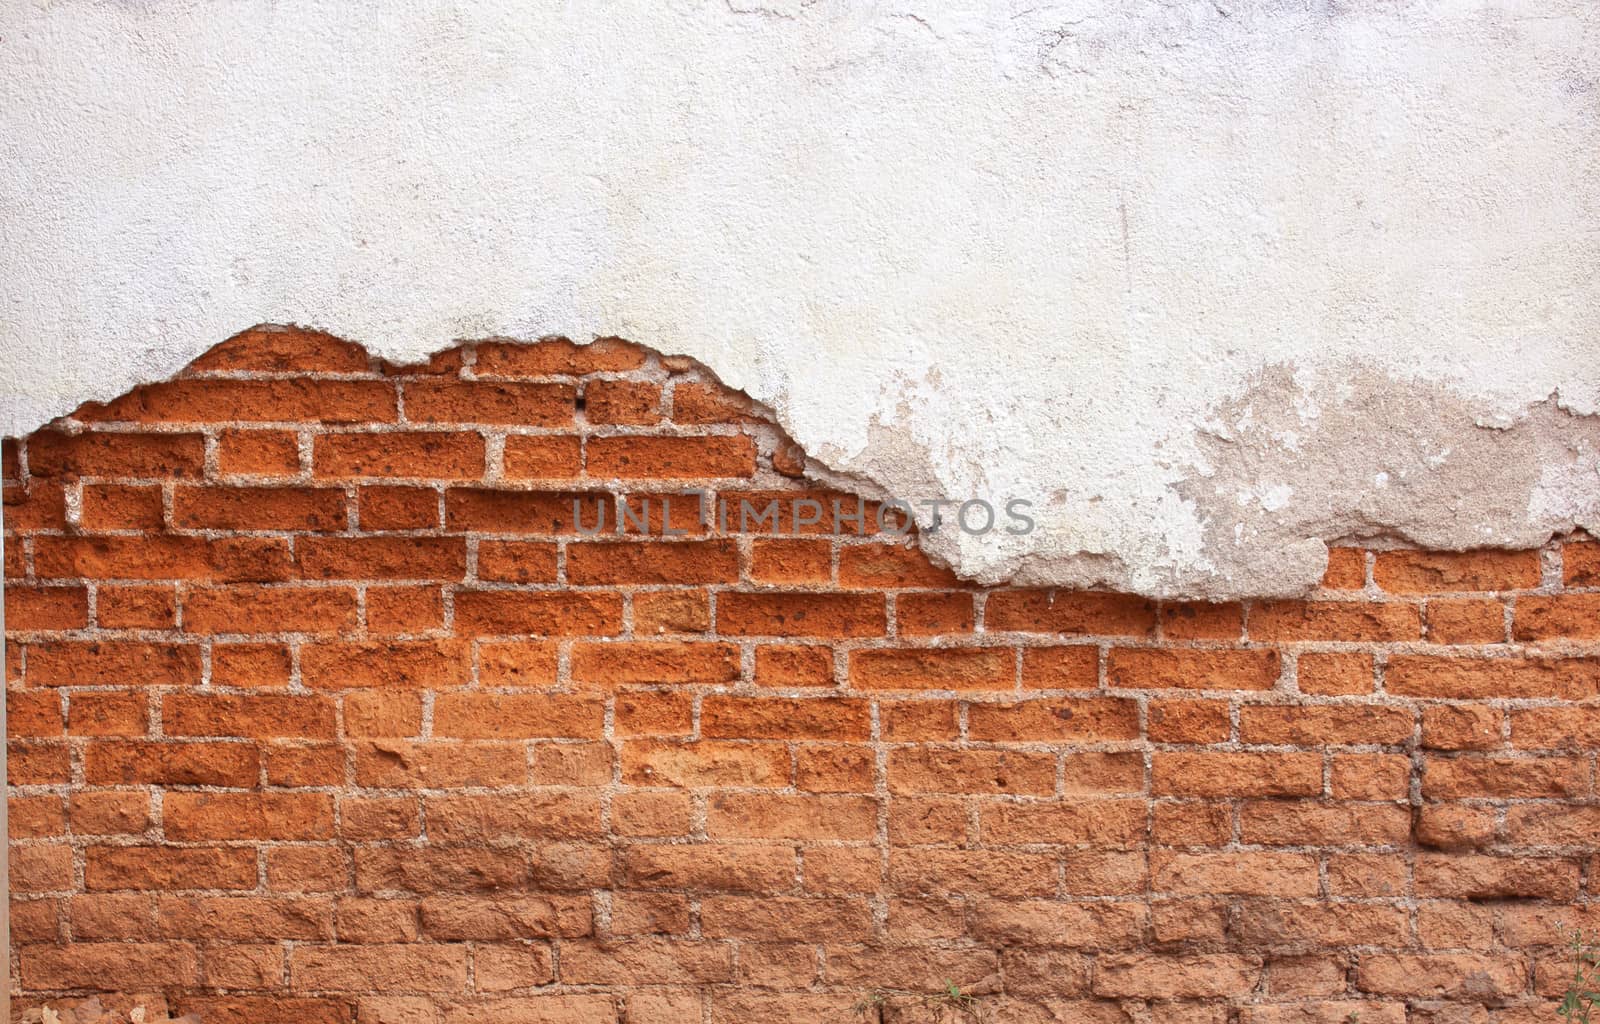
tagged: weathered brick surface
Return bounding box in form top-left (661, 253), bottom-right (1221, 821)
top-left (4, 327), bottom-right (1596, 1021)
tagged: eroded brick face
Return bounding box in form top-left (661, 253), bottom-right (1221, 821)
top-left (4, 326), bottom-right (1599, 1023)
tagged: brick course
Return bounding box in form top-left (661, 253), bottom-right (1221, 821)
top-left (4, 326), bottom-right (1599, 1022)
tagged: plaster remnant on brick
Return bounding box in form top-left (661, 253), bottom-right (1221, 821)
top-left (3, 0), bottom-right (1598, 599)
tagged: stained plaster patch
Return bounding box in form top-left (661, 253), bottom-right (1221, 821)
top-left (2, 0), bottom-right (1598, 599)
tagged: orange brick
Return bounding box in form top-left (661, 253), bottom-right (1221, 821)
top-left (28, 430), bottom-right (206, 479)
top-left (1373, 549), bottom-right (1542, 593)
top-left (5, 585), bottom-right (88, 631)
top-left (986, 590), bottom-right (1158, 636)
top-left (296, 536), bottom-right (466, 580)
top-left (84, 740), bottom-right (259, 787)
top-left (1566, 538), bottom-right (1600, 585)
top-left (1297, 652), bottom-right (1373, 695)
top-left (701, 696), bottom-right (870, 740)
top-left (705, 794), bottom-right (877, 842)
top-left (587, 435), bottom-right (755, 479)
top-left (583, 380), bottom-right (662, 424)
top-left (1159, 602), bottom-right (1244, 640)
top-left (1513, 594), bottom-right (1600, 641)
top-left (314, 431), bottom-right (484, 479)
top-left (888, 747), bottom-right (1055, 796)
top-left (432, 693), bottom-right (604, 740)
top-left (26, 641), bottom-right (200, 687)
top-left (184, 586), bottom-right (357, 634)
top-left (164, 792), bottom-right (335, 841)
top-left (366, 585), bottom-right (446, 634)
top-left (404, 379), bottom-right (574, 425)
top-left (1108, 648), bottom-right (1280, 691)
top-left (621, 740), bottom-right (790, 789)
top-left (671, 382), bottom-right (758, 424)
top-left (718, 591), bottom-right (885, 637)
top-left (1425, 598), bottom-right (1506, 643)
top-left (753, 644), bottom-right (834, 687)
top-left (850, 646), bottom-right (1013, 691)
top-left (502, 435), bottom-right (583, 479)
top-left (79, 378), bottom-right (398, 425)
top-left (749, 539), bottom-right (832, 584)
top-left (838, 544), bottom-right (959, 588)
top-left (358, 485), bottom-right (439, 529)
top-left (476, 336), bottom-right (649, 376)
top-left (217, 428), bottom-right (301, 476)
top-left (1021, 645), bottom-right (1100, 689)
top-left (174, 485), bottom-right (347, 531)
top-left (1147, 698), bottom-right (1230, 744)
top-left (477, 640), bottom-right (560, 687)
top-left (1386, 655), bottom-right (1600, 700)
top-left (968, 698), bottom-right (1140, 742)
top-left (570, 641), bottom-right (739, 686)
top-left (568, 540), bottom-right (738, 584)
top-left (190, 326), bottom-right (370, 373)
top-left (212, 643), bottom-right (293, 688)
top-left (67, 691), bottom-right (149, 736)
top-left (1152, 752), bottom-right (1322, 797)
top-left (452, 589), bottom-right (622, 635)
top-left (897, 592), bottom-right (975, 636)
top-left (1238, 704), bottom-right (1413, 746)
top-left (97, 585), bottom-right (178, 629)
top-left (300, 640), bottom-right (469, 689)
top-left (1321, 548), bottom-right (1368, 589)
top-left (164, 694), bottom-right (337, 739)
top-left (80, 484), bottom-right (164, 529)
top-left (1249, 600), bottom-right (1420, 642)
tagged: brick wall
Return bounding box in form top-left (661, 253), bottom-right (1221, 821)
top-left (4, 327), bottom-right (1599, 1024)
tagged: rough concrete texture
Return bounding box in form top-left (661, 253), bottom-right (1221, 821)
top-left (2, 0), bottom-right (1597, 598)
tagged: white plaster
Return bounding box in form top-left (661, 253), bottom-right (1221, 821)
top-left (2, 0), bottom-right (1598, 598)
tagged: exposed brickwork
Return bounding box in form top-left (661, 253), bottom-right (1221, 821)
top-left (4, 326), bottom-right (1599, 1023)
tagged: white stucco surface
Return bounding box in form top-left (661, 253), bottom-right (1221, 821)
top-left (2, 0), bottom-right (1597, 598)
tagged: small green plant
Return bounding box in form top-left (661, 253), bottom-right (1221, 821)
top-left (852, 989), bottom-right (887, 1020)
top-left (1558, 926), bottom-right (1600, 1024)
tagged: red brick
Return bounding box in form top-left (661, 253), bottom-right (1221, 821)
top-left (1386, 655), bottom-right (1600, 700)
top-left (21, 942), bottom-right (201, 990)
top-left (4, 480), bottom-right (67, 531)
top-left (26, 641), bottom-right (200, 687)
top-left (35, 535), bottom-right (292, 582)
top-left (888, 747), bottom-right (1055, 796)
top-left (1021, 645), bottom-right (1100, 689)
top-left (28, 430), bottom-right (207, 479)
top-left (357, 485), bottom-right (438, 529)
top-left (1094, 954), bottom-right (1261, 999)
top-left (749, 539), bottom-right (832, 584)
top-left (1147, 698), bottom-right (1230, 744)
top-left (86, 846), bottom-right (258, 891)
top-left (1513, 593), bottom-right (1600, 640)
top-left (79, 483), bottom-right (163, 529)
top-left (1249, 600), bottom-right (1420, 641)
top-left (97, 585), bottom-right (178, 629)
top-left (1322, 548), bottom-right (1368, 589)
top-left (838, 544), bottom-right (958, 588)
top-left (897, 592), bottom-right (975, 635)
top-left (621, 843), bottom-right (795, 893)
top-left (164, 694), bottom-right (336, 739)
top-left (568, 540), bottom-right (738, 584)
top-left (291, 944), bottom-right (467, 992)
top-left (173, 485), bottom-right (347, 531)
top-left (1425, 598), bottom-right (1506, 644)
top-left (1108, 648), bottom-right (1280, 691)
top-left (5, 585), bottom-right (88, 631)
top-left (72, 791), bottom-right (151, 837)
top-left (84, 740), bottom-right (259, 787)
top-left (432, 693), bottom-right (604, 739)
top-left (1420, 755), bottom-right (1587, 799)
top-left (981, 799), bottom-right (1147, 848)
top-left (190, 326), bottom-right (371, 373)
top-left (217, 428), bottom-right (302, 476)
top-left (476, 640), bottom-right (560, 687)
top-left (753, 644), bottom-right (834, 687)
top-left (967, 698), bottom-right (1140, 743)
top-left (1151, 852), bottom-right (1321, 896)
top-left (583, 380), bottom-right (662, 424)
top-left (587, 435), bottom-right (756, 479)
top-left (300, 640), bottom-right (469, 689)
top-left (621, 740), bottom-right (790, 789)
top-left (1423, 705), bottom-right (1502, 750)
top-left (705, 794), bottom-right (877, 842)
top-left (672, 382), bottom-right (758, 424)
top-left (1152, 752), bottom-right (1322, 797)
top-left (1567, 538), bottom-right (1600, 585)
top-left (213, 643), bottom-right (294, 688)
top-left (850, 646), bottom-right (1012, 691)
top-left (889, 849), bottom-right (1057, 897)
top-left (986, 590), bottom-right (1158, 636)
top-left (314, 431), bottom-right (484, 479)
top-left (1160, 602), bottom-right (1245, 640)
top-left (453, 589), bottom-right (622, 635)
top-left (502, 435), bottom-right (583, 479)
top-left (80, 378), bottom-right (397, 425)
top-left (1373, 549), bottom-right (1542, 593)
top-left (476, 336), bottom-right (648, 376)
top-left (614, 692), bottom-right (694, 737)
top-left (184, 586), bottom-right (358, 634)
top-left (403, 380), bottom-right (574, 425)
top-left (701, 696), bottom-right (870, 740)
top-left (296, 536), bottom-right (466, 579)
top-left (67, 691), bottom-right (150, 736)
top-left (718, 591), bottom-right (885, 637)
